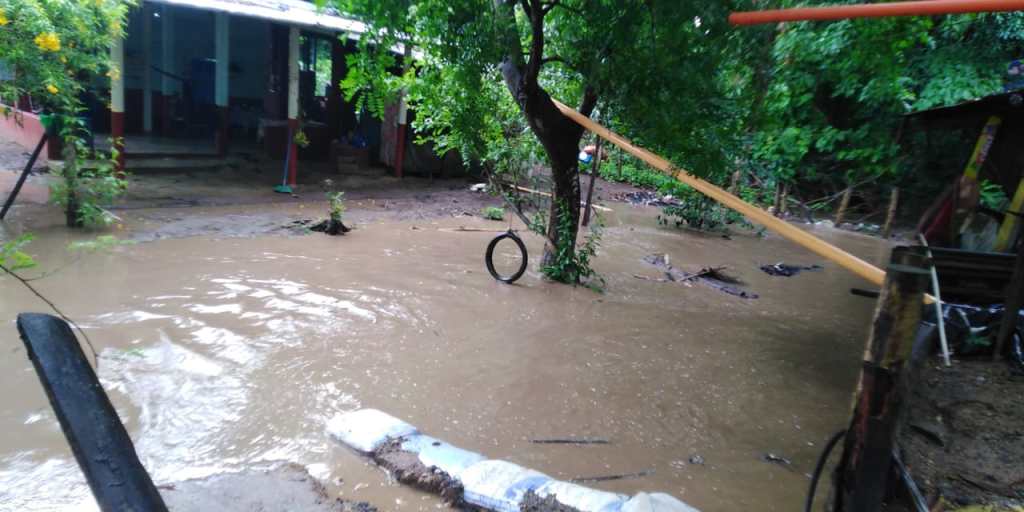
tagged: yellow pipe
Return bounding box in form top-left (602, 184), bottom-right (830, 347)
top-left (552, 99), bottom-right (888, 286)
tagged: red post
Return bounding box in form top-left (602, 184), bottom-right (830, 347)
top-left (111, 111), bottom-right (125, 177)
top-left (287, 118), bottom-right (298, 186)
top-left (394, 123), bottom-right (406, 178)
top-left (216, 106), bottom-right (229, 156)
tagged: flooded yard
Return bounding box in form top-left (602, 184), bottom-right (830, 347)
top-left (0, 192), bottom-right (890, 511)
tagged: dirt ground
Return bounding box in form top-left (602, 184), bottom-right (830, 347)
top-left (901, 358), bottom-right (1024, 510)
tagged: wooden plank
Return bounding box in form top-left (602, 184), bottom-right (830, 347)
top-left (552, 99), bottom-right (887, 287)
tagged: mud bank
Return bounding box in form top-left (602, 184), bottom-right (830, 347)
top-left (900, 359), bottom-right (1024, 508)
top-left (162, 464), bottom-right (377, 512)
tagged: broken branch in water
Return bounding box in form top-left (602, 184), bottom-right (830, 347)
top-left (531, 437), bottom-right (610, 445)
top-left (570, 469), bottom-right (654, 484)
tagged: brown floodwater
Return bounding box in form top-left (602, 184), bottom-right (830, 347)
top-left (0, 204), bottom-right (890, 511)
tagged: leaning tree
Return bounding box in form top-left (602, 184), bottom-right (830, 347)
top-left (335, 0), bottom-right (738, 278)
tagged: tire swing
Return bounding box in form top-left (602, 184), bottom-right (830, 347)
top-left (485, 230), bottom-right (528, 284)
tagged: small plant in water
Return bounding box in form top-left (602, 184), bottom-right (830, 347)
top-left (314, 179), bottom-right (350, 235)
top-left (481, 206), bottom-right (505, 221)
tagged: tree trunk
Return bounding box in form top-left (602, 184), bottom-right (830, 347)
top-left (882, 187), bottom-right (899, 239)
top-left (492, 0), bottom-right (596, 269)
top-left (835, 187), bottom-right (853, 226)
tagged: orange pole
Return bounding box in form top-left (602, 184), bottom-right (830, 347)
top-left (730, 0), bottom-right (1024, 25)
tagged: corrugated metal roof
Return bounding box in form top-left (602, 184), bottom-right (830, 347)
top-left (144, 0), bottom-right (368, 34)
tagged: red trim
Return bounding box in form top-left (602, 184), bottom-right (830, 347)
top-left (160, 94), bottom-right (173, 135)
top-left (111, 111), bottom-right (125, 177)
top-left (287, 118), bottom-right (298, 186)
top-left (394, 123), bottom-right (406, 178)
top-left (216, 106), bottom-right (229, 156)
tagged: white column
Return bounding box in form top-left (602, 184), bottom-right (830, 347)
top-left (214, 12), bottom-right (229, 108)
top-left (287, 26), bottom-right (299, 120)
top-left (161, 6), bottom-right (175, 96)
top-left (111, 38), bottom-right (125, 115)
top-left (142, 4), bottom-right (153, 132)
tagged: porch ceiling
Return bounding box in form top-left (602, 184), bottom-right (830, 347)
top-left (144, 0), bottom-right (367, 36)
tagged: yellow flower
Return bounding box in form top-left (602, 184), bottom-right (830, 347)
top-left (0, 9), bottom-right (9, 26)
top-left (46, 84), bottom-right (58, 94)
top-left (34, 32), bottom-right (61, 52)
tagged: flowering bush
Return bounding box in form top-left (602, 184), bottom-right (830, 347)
top-left (0, 0), bottom-right (133, 227)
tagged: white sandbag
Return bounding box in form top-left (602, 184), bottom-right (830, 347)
top-left (534, 479), bottom-right (627, 512)
top-left (326, 409), bottom-right (418, 453)
top-left (461, 460), bottom-right (552, 512)
top-left (622, 492), bottom-right (700, 512)
top-left (399, 434), bottom-right (486, 480)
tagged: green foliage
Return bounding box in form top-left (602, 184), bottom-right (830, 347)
top-left (327, 191), bottom-right (346, 223)
top-left (1, 0), bottom-right (133, 228)
top-left (0, 234), bottom-right (36, 271)
top-left (979, 179), bottom-right (1009, 211)
top-left (481, 206), bottom-right (505, 221)
top-left (294, 130), bottom-right (311, 148)
top-left (68, 235), bottom-right (133, 253)
top-left (541, 201), bottom-right (603, 290)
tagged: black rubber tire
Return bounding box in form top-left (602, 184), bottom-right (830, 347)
top-left (485, 231), bottom-right (528, 284)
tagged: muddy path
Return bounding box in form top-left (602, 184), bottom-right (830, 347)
top-left (0, 195), bottom-right (891, 511)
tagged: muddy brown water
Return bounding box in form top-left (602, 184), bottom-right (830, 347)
top-left (0, 204), bottom-right (890, 511)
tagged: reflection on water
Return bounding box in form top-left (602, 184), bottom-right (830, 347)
top-left (0, 209), bottom-right (889, 511)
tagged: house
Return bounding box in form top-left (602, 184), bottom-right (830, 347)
top-left (0, 0), bottom-right (443, 181)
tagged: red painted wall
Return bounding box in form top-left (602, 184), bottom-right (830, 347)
top-left (0, 108), bottom-right (51, 162)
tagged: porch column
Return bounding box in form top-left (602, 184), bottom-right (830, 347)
top-left (215, 12), bottom-right (230, 155)
top-left (327, 36), bottom-right (343, 139)
top-left (160, 6), bottom-right (175, 135)
top-left (393, 43), bottom-right (412, 178)
top-left (287, 26), bottom-right (299, 185)
top-left (111, 35), bottom-right (126, 175)
top-left (142, 4), bottom-right (153, 133)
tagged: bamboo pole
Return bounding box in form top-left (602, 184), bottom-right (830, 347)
top-left (835, 187), bottom-right (853, 226)
top-left (882, 187), bottom-right (900, 239)
top-left (513, 185), bottom-right (613, 212)
top-left (832, 246), bottom-right (929, 512)
top-left (730, 0), bottom-right (1024, 26)
top-left (552, 99), bottom-right (887, 287)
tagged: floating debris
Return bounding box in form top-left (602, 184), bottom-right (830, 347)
top-left (643, 254), bottom-right (758, 299)
top-left (759, 262), bottom-right (823, 277)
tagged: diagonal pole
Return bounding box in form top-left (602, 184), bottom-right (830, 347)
top-left (1, 133), bottom-right (47, 220)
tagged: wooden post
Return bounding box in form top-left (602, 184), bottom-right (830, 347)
top-left (17, 314), bottom-right (168, 511)
top-left (772, 182), bottom-right (783, 216)
top-left (779, 182), bottom-right (789, 217)
top-left (832, 246), bottom-right (929, 512)
top-left (994, 247), bottom-right (1024, 360)
top-left (835, 187), bottom-right (852, 226)
top-left (882, 187), bottom-right (900, 239)
top-left (582, 139), bottom-right (603, 227)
